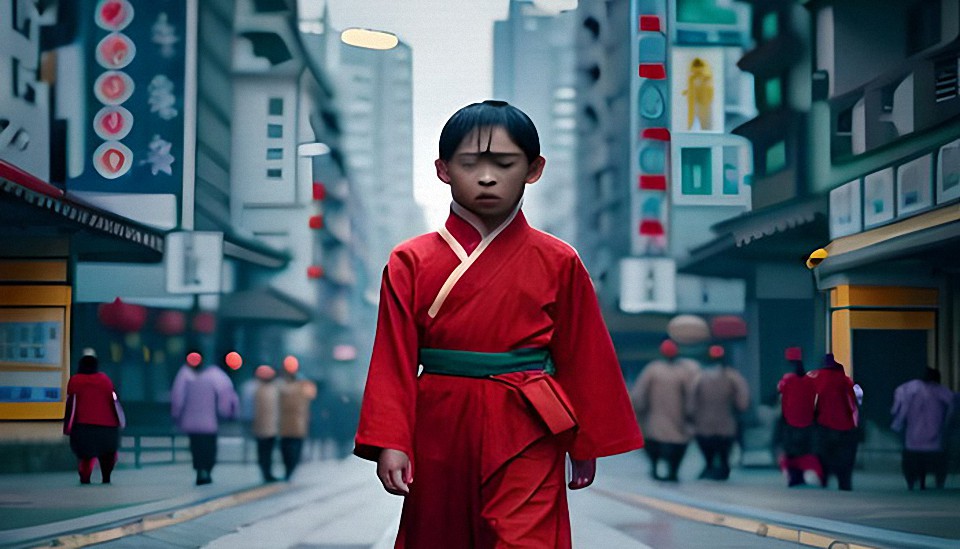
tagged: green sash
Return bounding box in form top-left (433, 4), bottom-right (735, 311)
top-left (419, 348), bottom-right (555, 377)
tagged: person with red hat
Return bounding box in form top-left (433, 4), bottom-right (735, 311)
top-left (808, 353), bottom-right (860, 490)
top-left (776, 347), bottom-right (822, 486)
top-left (630, 338), bottom-right (700, 481)
top-left (689, 344), bottom-right (749, 480)
top-left (278, 355), bottom-right (317, 480)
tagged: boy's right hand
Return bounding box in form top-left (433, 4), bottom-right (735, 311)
top-left (377, 448), bottom-right (413, 496)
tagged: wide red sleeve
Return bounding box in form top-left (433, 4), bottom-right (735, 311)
top-left (550, 254), bottom-right (644, 460)
top-left (354, 250), bottom-right (420, 462)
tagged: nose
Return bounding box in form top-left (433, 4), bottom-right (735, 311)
top-left (478, 178), bottom-right (495, 187)
top-left (478, 164), bottom-right (496, 186)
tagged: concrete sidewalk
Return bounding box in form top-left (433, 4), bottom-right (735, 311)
top-left (1, 447), bottom-right (958, 548)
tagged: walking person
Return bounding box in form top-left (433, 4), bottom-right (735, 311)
top-left (809, 353), bottom-right (859, 490)
top-left (278, 355), bottom-right (317, 480)
top-left (631, 338), bottom-right (698, 481)
top-left (689, 345), bottom-right (749, 480)
top-left (252, 365), bottom-right (280, 482)
top-left (776, 346), bottom-right (822, 486)
top-left (63, 354), bottom-right (123, 484)
top-left (891, 368), bottom-right (954, 490)
top-left (354, 100), bottom-right (643, 547)
top-left (170, 350), bottom-right (239, 485)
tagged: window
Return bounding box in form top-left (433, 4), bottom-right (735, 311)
top-left (266, 148), bottom-right (283, 160)
top-left (761, 11), bottom-right (778, 41)
top-left (722, 146), bottom-right (739, 195)
top-left (267, 168), bottom-right (282, 178)
top-left (267, 124), bottom-right (283, 138)
top-left (268, 98), bottom-right (283, 116)
top-left (765, 77), bottom-right (782, 109)
top-left (765, 141), bottom-right (786, 174)
top-left (681, 148), bottom-right (712, 195)
top-left (934, 57), bottom-right (958, 103)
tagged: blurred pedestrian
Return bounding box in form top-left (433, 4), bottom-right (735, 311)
top-left (689, 345), bottom-right (749, 480)
top-left (631, 339), bottom-right (699, 481)
top-left (252, 365), bottom-right (280, 482)
top-left (278, 355), bottom-right (316, 480)
top-left (891, 368), bottom-right (954, 490)
top-left (809, 353), bottom-right (859, 491)
top-left (775, 346), bottom-right (822, 487)
top-left (170, 350), bottom-right (239, 485)
top-left (63, 354), bottom-right (123, 484)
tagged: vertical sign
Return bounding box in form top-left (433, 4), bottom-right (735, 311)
top-left (69, 0), bottom-right (187, 198)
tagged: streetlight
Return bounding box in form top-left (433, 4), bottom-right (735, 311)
top-left (340, 27), bottom-right (399, 50)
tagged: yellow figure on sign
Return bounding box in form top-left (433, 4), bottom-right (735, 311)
top-left (683, 57), bottom-right (714, 131)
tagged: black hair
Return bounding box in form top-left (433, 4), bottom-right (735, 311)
top-left (924, 368), bottom-right (941, 383)
top-left (78, 355), bottom-right (98, 374)
top-left (789, 359), bottom-right (805, 376)
top-left (438, 100), bottom-right (540, 163)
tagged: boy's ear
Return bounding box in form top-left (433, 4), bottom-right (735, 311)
top-left (435, 159), bottom-right (451, 184)
top-left (524, 156), bottom-right (546, 184)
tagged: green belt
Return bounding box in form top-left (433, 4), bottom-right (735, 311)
top-left (419, 348), bottom-right (555, 377)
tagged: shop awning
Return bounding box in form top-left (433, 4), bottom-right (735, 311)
top-left (0, 160), bottom-right (165, 257)
top-left (219, 287), bottom-right (312, 326)
top-left (679, 196), bottom-right (829, 278)
top-left (816, 204), bottom-right (960, 277)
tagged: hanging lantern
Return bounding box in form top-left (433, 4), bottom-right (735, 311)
top-left (309, 214), bottom-right (324, 229)
top-left (97, 297), bottom-right (146, 333)
top-left (155, 310), bottom-right (186, 335)
top-left (307, 265), bottom-right (324, 279)
top-left (666, 314), bottom-right (710, 345)
top-left (710, 315), bottom-right (747, 340)
top-left (192, 311), bottom-right (216, 334)
top-left (312, 181), bottom-right (326, 201)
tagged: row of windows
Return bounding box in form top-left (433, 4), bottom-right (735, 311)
top-left (266, 97), bottom-right (284, 179)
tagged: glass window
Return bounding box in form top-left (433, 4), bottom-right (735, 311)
top-left (765, 141), bottom-right (786, 174)
top-left (765, 77), bottom-right (782, 109)
top-left (266, 148), bottom-right (283, 160)
top-left (268, 97), bottom-right (283, 116)
top-left (267, 168), bottom-right (282, 178)
top-left (681, 148), bottom-right (712, 195)
top-left (722, 146), bottom-right (740, 195)
top-left (762, 11), bottom-right (779, 41)
top-left (267, 124), bottom-right (283, 138)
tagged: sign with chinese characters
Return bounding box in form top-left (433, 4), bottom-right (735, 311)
top-left (68, 0), bottom-right (187, 196)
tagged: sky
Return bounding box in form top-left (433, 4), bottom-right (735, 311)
top-left (301, 0), bottom-right (511, 228)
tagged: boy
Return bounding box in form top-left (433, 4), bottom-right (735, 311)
top-left (354, 100), bottom-right (643, 547)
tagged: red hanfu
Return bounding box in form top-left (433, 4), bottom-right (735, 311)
top-left (355, 203), bottom-right (643, 548)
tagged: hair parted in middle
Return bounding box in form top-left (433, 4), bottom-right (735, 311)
top-left (438, 100), bottom-right (541, 164)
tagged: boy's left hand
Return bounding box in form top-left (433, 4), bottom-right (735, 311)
top-left (568, 457), bottom-right (596, 490)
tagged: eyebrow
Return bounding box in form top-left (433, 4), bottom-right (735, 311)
top-left (455, 152), bottom-right (524, 159)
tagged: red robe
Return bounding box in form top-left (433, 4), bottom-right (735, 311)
top-left (355, 204), bottom-right (643, 547)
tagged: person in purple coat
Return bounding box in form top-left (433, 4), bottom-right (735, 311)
top-left (171, 350), bottom-right (239, 485)
top-left (891, 368), bottom-right (955, 490)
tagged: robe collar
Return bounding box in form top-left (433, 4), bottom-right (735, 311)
top-left (443, 200), bottom-right (525, 257)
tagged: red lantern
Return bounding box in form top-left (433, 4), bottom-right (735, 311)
top-left (307, 265), bottom-right (324, 279)
top-left (309, 215), bottom-right (324, 229)
top-left (97, 297), bottom-right (146, 333)
top-left (312, 181), bottom-right (326, 201)
top-left (710, 315), bottom-right (748, 340)
top-left (192, 311), bottom-right (216, 334)
top-left (155, 310), bottom-right (186, 335)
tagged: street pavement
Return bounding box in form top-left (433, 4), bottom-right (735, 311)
top-left (1, 437), bottom-right (958, 548)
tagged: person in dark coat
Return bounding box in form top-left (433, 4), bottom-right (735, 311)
top-left (64, 354), bottom-right (122, 484)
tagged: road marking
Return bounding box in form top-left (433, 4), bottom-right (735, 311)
top-left (34, 483), bottom-right (288, 549)
top-left (594, 487), bottom-right (880, 549)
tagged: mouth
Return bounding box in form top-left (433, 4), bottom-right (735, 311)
top-left (475, 194), bottom-right (500, 202)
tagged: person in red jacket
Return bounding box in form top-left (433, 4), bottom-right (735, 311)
top-left (64, 354), bottom-right (122, 484)
top-left (776, 347), bottom-right (822, 486)
top-left (808, 353), bottom-right (860, 490)
top-left (354, 101), bottom-right (643, 548)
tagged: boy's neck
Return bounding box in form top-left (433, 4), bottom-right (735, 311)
top-left (450, 200), bottom-right (523, 237)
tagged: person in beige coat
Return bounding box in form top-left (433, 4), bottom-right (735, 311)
top-left (689, 345), bottom-right (750, 480)
top-left (279, 355), bottom-right (317, 480)
top-left (630, 339), bottom-right (700, 481)
top-left (252, 365), bottom-right (280, 482)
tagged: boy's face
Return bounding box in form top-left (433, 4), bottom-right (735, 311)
top-left (435, 126), bottom-right (545, 232)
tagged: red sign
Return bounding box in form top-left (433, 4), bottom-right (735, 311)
top-left (96, 32), bottom-right (137, 69)
top-left (94, 71), bottom-right (134, 105)
top-left (93, 141), bottom-right (133, 179)
top-left (93, 106), bottom-right (133, 140)
top-left (95, 0), bottom-right (134, 31)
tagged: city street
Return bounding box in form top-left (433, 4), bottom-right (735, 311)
top-left (2, 441), bottom-right (957, 549)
